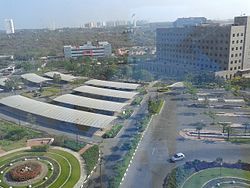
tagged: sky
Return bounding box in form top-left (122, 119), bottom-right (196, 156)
top-left (0, 0), bottom-right (250, 29)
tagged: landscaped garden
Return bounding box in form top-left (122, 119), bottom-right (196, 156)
top-left (0, 147), bottom-right (81, 188)
top-left (163, 159), bottom-right (250, 188)
top-left (81, 145), bottom-right (99, 175)
top-left (102, 124), bottom-right (123, 138)
top-left (0, 120), bottom-right (43, 151)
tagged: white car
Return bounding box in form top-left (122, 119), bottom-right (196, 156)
top-left (171, 153), bottom-right (185, 162)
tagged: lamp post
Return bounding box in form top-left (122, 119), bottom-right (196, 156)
top-left (220, 162), bottom-right (223, 177)
top-left (99, 141), bottom-right (104, 188)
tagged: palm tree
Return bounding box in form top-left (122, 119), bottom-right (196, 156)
top-left (243, 122), bottom-right (250, 134)
top-left (219, 122), bottom-right (231, 133)
top-left (195, 122), bottom-right (206, 139)
top-left (225, 126), bottom-right (233, 140)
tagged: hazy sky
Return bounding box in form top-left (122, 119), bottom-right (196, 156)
top-left (0, 0), bottom-right (250, 29)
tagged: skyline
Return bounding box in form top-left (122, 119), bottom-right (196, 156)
top-left (0, 0), bottom-right (250, 29)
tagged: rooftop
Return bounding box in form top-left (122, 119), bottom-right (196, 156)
top-left (73, 85), bottom-right (138, 100)
top-left (85, 79), bottom-right (140, 90)
top-left (21, 73), bottom-right (51, 84)
top-left (54, 94), bottom-right (128, 113)
top-left (44, 72), bottom-right (76, 82)
top-left (0, 95), bottom-right (116, 129)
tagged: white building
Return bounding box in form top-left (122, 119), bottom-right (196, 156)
top-left (64, 41), bottom-right (112, 58)
top-left (4, 19), bottom-right (15, 34)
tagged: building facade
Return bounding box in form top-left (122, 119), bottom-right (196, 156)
top-left (64, 41), bottom-right (112, 58)
top-left (4, 19), bottom-right (15, 34)
top-left (140, 16), bottom-right (250, 79)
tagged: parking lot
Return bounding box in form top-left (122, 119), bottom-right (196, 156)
top-left (121, 88), bottom-right (250, 188)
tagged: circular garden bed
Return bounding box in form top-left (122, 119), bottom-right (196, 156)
top-left (0, 148), bottom-right (81, 188)
top-left (163, 159), bottom-right (250, 188)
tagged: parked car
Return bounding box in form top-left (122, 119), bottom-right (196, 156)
top-left (171, 153), bottom-right (185, 162)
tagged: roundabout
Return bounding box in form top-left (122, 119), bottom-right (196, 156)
top-left (0, 148), bottom-right (81, 188)
top-left (182, 167), bottom-right (250, 188)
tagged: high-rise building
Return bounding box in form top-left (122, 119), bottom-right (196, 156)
top-left (140, 16), bottom-right (250, 79)
top-left (173, 17), bottom-right (207, 27)
top-left (4, 19), bottom-right (15, 34)
top-left (64, 41), bottom-right (112, 58)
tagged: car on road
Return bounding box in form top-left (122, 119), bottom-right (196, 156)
top-left (171, 153), bottom-right (185, 162)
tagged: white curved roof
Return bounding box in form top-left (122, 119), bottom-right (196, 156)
top-left (85, 79), bottom-right (140, 90)
top-left (73, 85), bottom-right (138, 99)
top-left (54, 94), bottom-right (128, 113)
top-left (44, 72), bottom-right (76, 82)
top-left (21, 73), bottom-right (51, 84)
top-left (0, 95), bottom-right (116, 129)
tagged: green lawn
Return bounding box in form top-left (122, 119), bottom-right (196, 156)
top-left (0, 148), bottom-right (81, 188)
top-left (182, 168), bottom-right (250, 188)
top-left (0, 120), bottom-right (42, 151)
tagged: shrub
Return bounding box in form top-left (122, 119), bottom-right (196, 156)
top-left (81, 145), bottom-right (99, 175)
top-left (103, 124), bottom-right (123, 138)
top-left (30, 145), bottom-right (49, 152)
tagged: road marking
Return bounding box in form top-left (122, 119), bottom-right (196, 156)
top-left (152, 148), bottom-right (155, 155)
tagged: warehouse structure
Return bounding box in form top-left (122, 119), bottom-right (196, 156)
top-left (21, 73), bottom-right (52, 85)
top-left (0, 95), bottom-right (116, 134)
top-left (44, 71), bottom-right (77, 82)
top-left (85, 79), bottom-right (140, 91)
top-left (73, 85), bottom-right (138, 102)
top-left (53, 94), bottom-right (128, 116)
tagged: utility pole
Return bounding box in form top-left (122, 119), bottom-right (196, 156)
top-left (99, 150), bottom-right (103, 188)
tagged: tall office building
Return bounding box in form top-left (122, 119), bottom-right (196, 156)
top-left (4, 19), bottom-right (15, 34)
top-left (140, 16), bottom-right (250, 79)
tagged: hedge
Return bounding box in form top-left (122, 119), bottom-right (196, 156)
top-left (81, 145), bottom-right (99, 175)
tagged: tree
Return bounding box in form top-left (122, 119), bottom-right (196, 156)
top-left (195, 122), bottom-right (206, 139)
top-left (243, 122), bottom-right (250, 134)
top-left (4, 78), bottom-right (18, 91)
top-left (225, 126), bottom-right (232, 140)
top-left (205, 110), bottom-right (217, 125)
top-left (53, 73), bottom-right (61, 84)
top-left (219, 122), bottom-right (231, 133)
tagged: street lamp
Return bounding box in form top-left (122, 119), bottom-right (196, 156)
top-left (220, 162), bottom-right (223, 177)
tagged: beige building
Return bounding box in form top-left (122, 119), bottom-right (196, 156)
top-left (140, 16), bottom-right (250, 79)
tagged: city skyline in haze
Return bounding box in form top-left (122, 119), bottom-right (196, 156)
top-left (0, 0), bottom-right (250, 29)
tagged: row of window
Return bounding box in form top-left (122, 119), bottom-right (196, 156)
top-left (231, 53), bottom-right (242, 57)
top-left (232, 33), bottom-right (244, 37)
top-left (232, 40), bottom-right (243, 44)
top-left (230, 66), bottom-right (241, 70)
top-left (231, 46), bottom-right (243, 51)
top-left (158, 44), bottom-right (229, 51)
top-left (230, 59), bottom-right (242, 64)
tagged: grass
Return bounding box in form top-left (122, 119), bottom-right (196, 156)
top-left (103, 124), bottom-right (123, 138)
top-left (230, 138), bottom-right (250, 144)
top-left (182, 168), bottom-right (250, 188)
top-left (48, 149), bottom-right (80, 188)
top-left (41, 86), bottom-right (61, 97)
top-left (131, 96), bottom-right (143, 105)
top-left (148, 98), bottom-right (164, 114)
top-left (0, 148), bottom-right (80, 188)
top-left (81, 145), bottom-right (99, 175)
top-left (0, 120), bottom-right (42, 151)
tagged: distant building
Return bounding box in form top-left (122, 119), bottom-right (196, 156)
top-left (139, 16), bottom-right (250, 79)
top-left (4, 19), bottom-right (15, 34)
top-left (173, 17), bottom-right (207, 27)
top-left (84, 22), bottom-right (96, 28)
top-left (64, 41), bottom-right (112, 58)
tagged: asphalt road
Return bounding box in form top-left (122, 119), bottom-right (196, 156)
top-left (121, 93), bottom-right (250, 188)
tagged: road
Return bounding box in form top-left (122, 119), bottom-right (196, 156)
top-left (121, 93), bottom-right (250, 188)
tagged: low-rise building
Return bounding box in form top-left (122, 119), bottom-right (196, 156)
top-left (64, 41), bottom-right (112, 58)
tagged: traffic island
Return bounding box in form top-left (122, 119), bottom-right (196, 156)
top-left (163, 159), bottom-right (250, 188)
